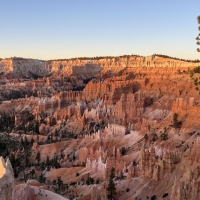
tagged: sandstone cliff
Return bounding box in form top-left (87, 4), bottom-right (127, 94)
top-left (1, 55), bottom-right (200, 78)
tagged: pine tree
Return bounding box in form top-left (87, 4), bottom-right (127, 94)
top-left (173, 113), bottom-right (179, 128)
top-left (31, 137), bottom-right (34, 145)
top-left (52, 179), bottom-right (57, 185)
top-left (53, 155), bottom-right (60, 168)
top-left (25, 154), bottom-right (29, 167)
top-left (196, 16), bottom-right (200, 52)
top-left (24, 136), bottom-right (28, 147)
top-left (107, 167), bottom-right (116, 200)
top-left (86, 173), bottom-right (91, 185)
top-left (36, 151), bottom-right (41, 165)
top-left (30, 169), bottom-right (35, 178)
top-left (57, 176), bottom-right (63, 190)
top-left (34, 121), bottom-right (40, 134)
top-left (20, 137), bottom-right (24, 146)
top-left (39, 173), bottom-right (46, 183)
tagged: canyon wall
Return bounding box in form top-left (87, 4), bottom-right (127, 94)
top-left (0, 58), bottom-right (48, 76)
top-left (1, 55), bottom-right (200, 77)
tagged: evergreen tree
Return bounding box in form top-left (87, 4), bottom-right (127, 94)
top-left (86, 173), bottom-right (91, 185)
top-left (46, 155), bottom-right (51, 168)
top-left (173, 113), bottom-right (179, 128)
top-left (57, 176), bottom-right (63, 190)
top-left (25, 154), bottom-right (29, 167)
top-left (52, 155), bottom-right (60, 168)
top-left (39, 173), bottom-right (46, 183)
top-left (31, 137), bottom-right (34, 145)
top-left (36, 151), bottom-right (41, 165)
top-left (107, 167), bottom-right (116, 200)
top-left (52, 179), bottom-right (57, 185)
top-left (148, 124), bottom-right (151, 132)
top-left (144, 133), bottom-right (149, 140)
top-left (196, 16), bottom-right (200, 52)
top-left (20, 137), bottom-right (24, 146)
top-left (30, 169), bottom-right (35, 178)
top-left (24, 136), bottom-right (28, 147)
top-left (34, 121), bottom-right (40, 134)
top-left (120, 147), bottom-right (126, 156)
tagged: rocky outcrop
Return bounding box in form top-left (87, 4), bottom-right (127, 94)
top-left (0, 59), bottom-right (13, 72)
top-left (86, 146), bottom-right (125, 180)
top-left (172, 97), bottom-right (194, 116)
top-left (170, 167), bottom-right (200, 200)
top-left (140, 147), bottom-right (180, 181)
top-left (189, 137), bottom-right (200, 164)
top-left (14, 183), bottom-right (36, 200)
top-left (0, 58), bottom-right (48, 77)
top-left (91, 185), bottom-right (107, 200)
top-left (113, 92), bottom-right (146, 126)
top-left (46, 59), bottom-right (102, 77)
top-left (0, 157), bottom-right (14, 200)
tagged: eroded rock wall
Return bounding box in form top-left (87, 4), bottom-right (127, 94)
top-left (1, 55), bottom-right (200, 78)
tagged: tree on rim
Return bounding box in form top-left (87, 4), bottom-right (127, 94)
top-left (196, 16), bottom-right (200, 52)
top-left (107, 167), bottom-right (117, 200)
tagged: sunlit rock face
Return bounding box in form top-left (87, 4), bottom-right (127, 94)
top-left (1, 55), bottom-right (200, 78)
top-left (0, 157), bottom-right (14, 200)
top-left (170, 166), bottom-right (200, 200)
top-left (0, 58), bottom-right (48, 76)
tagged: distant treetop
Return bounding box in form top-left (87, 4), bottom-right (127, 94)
top-left (48, 54), bottom-right (141, 62)
top-left (196, 15), bottom-right (200, 52)
top-left (49, 54), bottom-right (200, 63)
top-left (1, 54), bottom-right (199, 63)
top-left (153, 54), bottom-right (200, 63)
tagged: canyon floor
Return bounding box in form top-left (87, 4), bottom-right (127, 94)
top-left (0, 54), bottom-right (200, 200)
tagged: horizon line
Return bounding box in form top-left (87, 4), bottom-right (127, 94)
top-left (1, 53), bottom-right (200, 62)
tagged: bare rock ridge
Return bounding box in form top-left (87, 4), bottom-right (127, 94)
top-left (0, 157), bottom-right (14, 200)
top-left (0, 55), bottom-right (200, 78)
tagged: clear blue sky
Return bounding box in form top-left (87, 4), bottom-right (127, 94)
top-left (0, 1), bottom-right (200, 60)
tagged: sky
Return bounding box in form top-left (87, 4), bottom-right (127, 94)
top-left (0, 1), bottom-right (200, 60)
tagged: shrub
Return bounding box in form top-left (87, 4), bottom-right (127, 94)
top-left (120, 147), bottom-right (127, 156)
top-left (189, 66), bottom-right (200, 77)
top-left (144, 134), bottom-right (149, 140)
top-left (172, 113), bottom-right (181, 128)
top-left (151, 195), bottom-right (156, 200)
top-left (152, 133), bottom-right (158, 142)
top-left (162, 193), bottom-right (168, 198)
top-left (160, 133), bottom-right (168, 141)
top-left (96, 179), bottom-right (100, 184)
